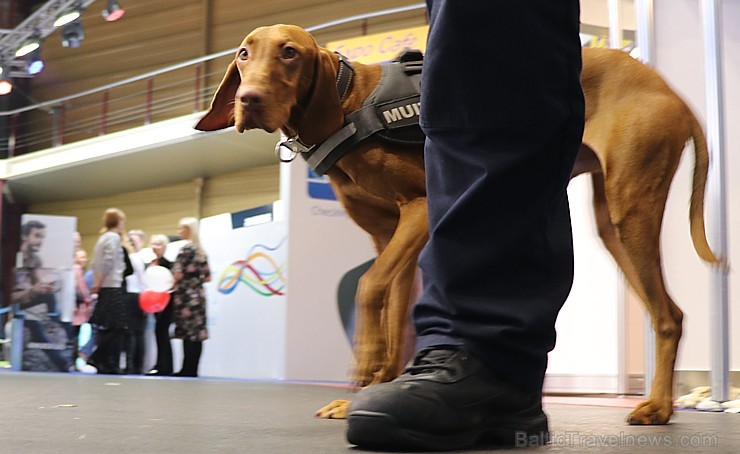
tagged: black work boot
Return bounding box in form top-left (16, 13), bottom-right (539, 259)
top-left (346, 346), bottom-right (549, 451)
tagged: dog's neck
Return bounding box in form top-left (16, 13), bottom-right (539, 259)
top-left (284, 51), bottom-right (357, 148)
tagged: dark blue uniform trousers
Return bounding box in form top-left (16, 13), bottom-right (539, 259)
top-left (415, 0), bottom-right (586, 395)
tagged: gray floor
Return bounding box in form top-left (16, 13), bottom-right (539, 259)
top-left (1, 370), bottom-right (737, 453)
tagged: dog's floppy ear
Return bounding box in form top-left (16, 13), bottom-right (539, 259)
top-left (195, 61), bottom-right (240, 131)
top-left (292, 49), bottom-right (344, 145)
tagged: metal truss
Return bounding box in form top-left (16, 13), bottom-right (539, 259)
top-left (0, 0), bottom-right (96, 77)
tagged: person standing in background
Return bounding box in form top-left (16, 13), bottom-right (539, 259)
top-left (172, 218), bottom-right (210, 377)
top-left (72, 248), bottom-right (96, 373)
top-left (124, 229), bottom-right (147, 374)
top-left (88, 208), bottom-right (128, 375)
top-left (146, 234), bottom-right (174, 376)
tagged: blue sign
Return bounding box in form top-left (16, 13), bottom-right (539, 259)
top-left (307, 168), bottom-right (337, 200)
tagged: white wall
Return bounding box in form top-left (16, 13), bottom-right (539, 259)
top-left (582, 0), bottom-right (637, 30)
top-left (281, 158), bottom-right (376, 382)
top-left (545, 175), bottom-right (621, 392)
top-left (199, 213), bottom-right (288, 379)
top-left (653, 0), bottom-right (739, 372)
top-left (546, 0), bottom-right (740, 389)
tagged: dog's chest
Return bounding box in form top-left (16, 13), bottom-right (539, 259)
top-left (332, 140), bottom-right (426, 204)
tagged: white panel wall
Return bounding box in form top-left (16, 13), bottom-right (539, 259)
top-left (545, 175), bottom-right (621, 391)
top-left (199, 214), bottom-right (288, 379)
top-left (281, 158), bottom-right (376, 382)
top-left (654, 0), bottom-right (739, 372)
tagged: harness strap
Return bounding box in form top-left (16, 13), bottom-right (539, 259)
top-left (300, 49), bottom-right (424, 176)
top-left (305, 104), bottom-right (391, 175)
top-left (305, 123), bottom-right (357, 174)
top-left (335, 53), bottom-right (354, 102)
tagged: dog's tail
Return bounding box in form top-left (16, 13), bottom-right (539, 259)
top-left (687, 111), bottom-right (720, 264)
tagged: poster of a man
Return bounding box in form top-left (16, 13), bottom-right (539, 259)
top-left (10, 215), bottom-right (77, 372)
top-left (13, 220), bottom-right (59, 320)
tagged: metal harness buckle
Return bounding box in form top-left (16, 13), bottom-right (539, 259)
top-left (274, 136), bottom-right (313, 163)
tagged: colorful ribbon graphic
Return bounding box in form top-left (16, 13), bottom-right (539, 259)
top-left (217, 238), bottom-right (286, 297)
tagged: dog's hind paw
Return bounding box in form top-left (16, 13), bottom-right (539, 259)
top-left (315, 399), bottom-right (351, 419)
top-left (627, 399), bottom-right (672, 425)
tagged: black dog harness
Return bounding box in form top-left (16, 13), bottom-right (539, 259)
top-left (275, 50), bottom-right (425, 176)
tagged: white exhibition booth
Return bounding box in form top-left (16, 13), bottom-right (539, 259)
top-left (197, 157), bottom-right (374, 382)
top-left (651, 0), bottom-right (738, 399)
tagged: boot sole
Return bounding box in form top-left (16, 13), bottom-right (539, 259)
top-left (347, 410), bottom-right (549, 451)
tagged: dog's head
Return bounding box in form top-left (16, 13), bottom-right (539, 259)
top-left (195, 24), bottom-right (344, 145)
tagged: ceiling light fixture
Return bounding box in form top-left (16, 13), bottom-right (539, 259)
top-left (61, 20), bottom-right (85, 48)
top-left (0, 65), bottom-right (12, 96)
top-left (53, 3), bottom-right (83, 27)
top-left (27, 49), bottom-right (45, 75)
top-left (102, 0), bottom-right (125, 22)
top-left (15, 34), bottom-right (42, 57)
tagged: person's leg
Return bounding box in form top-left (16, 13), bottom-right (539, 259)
top-left (347, 0), bottom-right (584, 450)
top-left (133, 329), bottom-right (145, 374)
top-left (91, 328), bottom-right (125, 375)
top-left (109, 328), bottom-right (125, 375)
top-left (177, 339), bottom-right (202, 377)
top-left (188, 340), bottom-right (202, 377)
top-left (415, 123), bottom-right (581, 392)
top-left (72, 325), bottom-right (81, 364)
top-left (175, 339), bottom-right (189, 376)
top-left (151, 305), bottom-right (173, 375)
top-left (79, 323), bottom-right (97, 359)
top-left (88, 328), bottom-right (111, 372)
top-left (125, 330), bottom-right (135, 374)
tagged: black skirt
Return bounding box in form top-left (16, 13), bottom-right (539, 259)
top-left (89, 287), bottom-right (128, 330)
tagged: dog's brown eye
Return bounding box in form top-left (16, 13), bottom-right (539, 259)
top-left (282, 46), bottom-right (297, 59)
top-left (238, 49), bottom-right (248, 60)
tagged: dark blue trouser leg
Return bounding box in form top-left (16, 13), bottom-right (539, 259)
top-left (154, 303), bottom-right (173, 374)
top-left (415, 0), bottom-right (585, 395)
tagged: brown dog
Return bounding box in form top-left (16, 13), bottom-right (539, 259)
top-left (196, 24), bottom-right (718, 425)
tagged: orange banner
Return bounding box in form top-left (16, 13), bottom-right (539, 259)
top-left (326, 26), bottom-right (428, 64)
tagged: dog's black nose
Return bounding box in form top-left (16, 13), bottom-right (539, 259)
top-left (238, 87), bottom-right (264, 107)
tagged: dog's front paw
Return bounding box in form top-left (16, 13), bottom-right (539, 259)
top-left (315, 399), bottom-right (351, 419)
top-left (627, 399), bottom-right (672, 425)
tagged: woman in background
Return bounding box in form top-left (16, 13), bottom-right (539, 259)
top-left (172, 218), bottom-right (210, 377)
top-left (88, 208), bottom-right (128, 375)
top-left (72, 248), bottom-right (96, 373)
top-left (146, 234), bottom-right (174, 376)
top-left (123, 230), bottom-right (146, 374)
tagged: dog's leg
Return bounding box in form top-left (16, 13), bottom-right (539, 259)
top-left (354, 198), bottom-right (429, 385)
top-left (315, 197), bottom-right (426, 420)
top-left (376, 198), bottom-right (429, 383)
top-left (593, 171), bottom-right (683, 425)
top-left (315, 173), bottom-right (400, 419)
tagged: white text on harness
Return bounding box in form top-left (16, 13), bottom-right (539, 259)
top-left (382, 102), bottom-right (421, 125)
